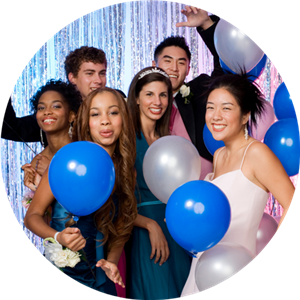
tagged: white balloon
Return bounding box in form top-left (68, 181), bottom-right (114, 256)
top-left (256, 213), bottom-right (278, 255)
top-left (195, 242), bottom-right (254, 292)
top-left (214, 19), bottom-right (264, 74)
top-left (143, 136), bottom-right (201, 204)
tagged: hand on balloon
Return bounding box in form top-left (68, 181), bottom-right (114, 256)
top-left (56, 227), bottom-right (86, 252)
top-left (35, 154), bottom-right (50, 176)
top-left (176, 5), bottom-right (213, 30)
top-left (96, 259), bottom-right (125, 288)
top-left (22, 164), bottom-right (41, 191)
top-left (148, 221), bottom-right (170, 266)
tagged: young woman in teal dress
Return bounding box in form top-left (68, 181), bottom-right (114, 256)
top-left (126, 67), bottom-right (192, 299)
top-left (24, 87), bottom-right (137, 294)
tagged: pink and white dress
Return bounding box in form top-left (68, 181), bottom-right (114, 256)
top-left (181, 141), bottom-right (269, 296)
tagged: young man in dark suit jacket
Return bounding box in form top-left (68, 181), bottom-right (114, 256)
top-left (152, 7), bottom-right (222, 179)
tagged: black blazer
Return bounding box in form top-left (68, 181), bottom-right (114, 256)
top-left (174, 15), bottom-right (223, 162)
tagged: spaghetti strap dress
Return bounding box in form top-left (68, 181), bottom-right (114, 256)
top-left (181, 141), bottom-right (269, 296)
top-left (50, 199), bottom-right (117, 295)
top-left (129, 132), bottom-right (192, 300)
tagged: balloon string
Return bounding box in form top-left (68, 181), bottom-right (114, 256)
top-left (70, 219), bottom-right (96, 281)
top-left (81, 248), bottom-right (97, 281)
top-left (3, 120), bottom-right (37, 155)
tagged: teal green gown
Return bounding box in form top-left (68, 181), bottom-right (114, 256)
top-left (50, 200), bottom-right (117, 295)
top-left (129, 133), bottom-right (191, 300)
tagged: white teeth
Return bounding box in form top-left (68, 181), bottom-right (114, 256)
top-left (43, 119), bottom-right (56, 124)
top-left (150, 108), bottom-right (162, 113)
top-left (169, 75), bottom-right (178, 78)
top-left (213, 125), bottom-right (226, 129)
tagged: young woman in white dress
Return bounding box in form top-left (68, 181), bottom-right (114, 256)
top-left (181, 73), bottom-right (295, 296)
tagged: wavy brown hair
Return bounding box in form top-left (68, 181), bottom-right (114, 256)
top-left (72, 87), bottom-right (137, 252)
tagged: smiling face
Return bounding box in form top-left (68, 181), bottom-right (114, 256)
top-left (68, 61), bottom-right (107, 100)
top-left (36, 90), bottom-right (74, 134)
top-left (88, 91), bottom-right (122, 156)
top-left (205, 88), bottom-right (250, 143)
top-left (153, 46), bottom-right (190, 94)
top-left (137, 81), bottom-right (169, 125)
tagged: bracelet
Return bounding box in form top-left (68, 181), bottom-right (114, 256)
top-left (54, 231), bottom-right (60, 244)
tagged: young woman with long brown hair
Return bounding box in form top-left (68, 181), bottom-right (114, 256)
top-left (126, 67), bottom-right (192, 299)
top-left (24, 87), bottom-right (137, 295)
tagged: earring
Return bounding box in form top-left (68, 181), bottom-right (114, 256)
top-left (244, 125), bottom-right (249, 140)
top-left (68, 123), bottom-right (73, 139)
top-left (40, 128), bottom-right (45, 148)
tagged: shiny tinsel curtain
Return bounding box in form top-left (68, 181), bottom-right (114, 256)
top-left (1, 0), bottom-right (295, 252)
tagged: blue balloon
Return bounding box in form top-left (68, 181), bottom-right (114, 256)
top-left (273, 82), bottom-right (296, 120)
top-left (203, 124), bottom-right (225, 155)
top-left (247, 54), bottom-right (267, 79)
top-left (48, 141), bottom-right (115, 216)
top-left (220, 54), bottom-right (267, 79)
top-left (165, 180), bottom-right (231, 253)
top-left (219, 58), bottom-right (237, 74)
top-left (264, 118), bottom-right (300, 177)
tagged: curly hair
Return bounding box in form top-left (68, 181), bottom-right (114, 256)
top-left (64, 46), bottom-right (107, 79)
top-left (72, 87), bottom-right (137, 252)
top-left (30, 79), bottom-right (82, 114)
top-left (127, 67), bottom-right (173, 139)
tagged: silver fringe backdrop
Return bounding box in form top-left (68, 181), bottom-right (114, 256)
top-left (1, 0), bottom-right (297, 252)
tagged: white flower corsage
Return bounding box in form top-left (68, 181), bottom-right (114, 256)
top-left (43, 237), bottom-right (82, 269)
top-left (179, 84), bottom-right (194, 104)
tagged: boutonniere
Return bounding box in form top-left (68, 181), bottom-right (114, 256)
top-left (180, 84), bottom-right (194, 104)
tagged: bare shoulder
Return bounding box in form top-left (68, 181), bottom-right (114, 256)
top-left (246, 140), bottom-right (280, 165)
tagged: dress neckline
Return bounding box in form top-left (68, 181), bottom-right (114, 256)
top-left (208, 169), bottom-right (269, 195)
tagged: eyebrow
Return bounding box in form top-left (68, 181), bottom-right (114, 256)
top-left (83, 68), bottom-right (107, 74)
top-left (206, 102), bottom-right (234, 105)
top-left (89, 105), bottom-right (119, 110)
top-left (163, 55), bottom-right (187, 62)
top-left (83, 69), bottom-right (96, 73)
top-left (38, 100), bottom-right (64, 105)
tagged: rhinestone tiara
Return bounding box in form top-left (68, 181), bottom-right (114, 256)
top-left (138, 68), bottom-right (169, 80)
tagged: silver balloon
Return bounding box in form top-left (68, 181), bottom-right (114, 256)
top-left (214, 19), bottom-right (264, 74)
top-left (143, 136), bottom-right (201, 204)
top-left (256, 213), bottom-right (278, 255)
top-left (195, 242), bottom-right (254, 292)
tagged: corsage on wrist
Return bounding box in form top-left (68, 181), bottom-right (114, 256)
top-left (43, 237), bottom-right (82, 269)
